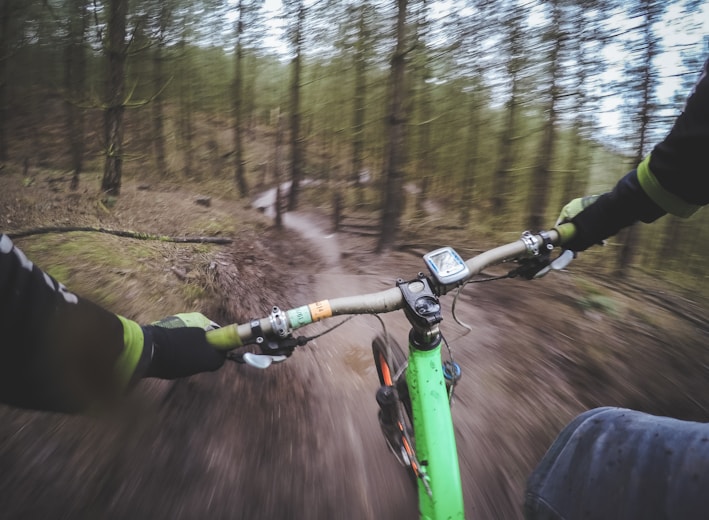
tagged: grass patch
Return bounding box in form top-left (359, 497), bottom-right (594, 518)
top-left (15, 232), bottom-right (214, 322)
top-left (577, 293), bottom-right (618, 315)
top-left (573, 279), bottom-right (619, 316)
top-left (189, 216), bottom-right (237, 237)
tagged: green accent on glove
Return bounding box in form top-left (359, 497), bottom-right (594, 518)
top-left (553, 195), bottom-right (602, 246)
top-left (636, 155), bottom-right (700, 218)
top-left (151, 312), bottom-right (217, 330)
top-left (555, 194), bottom-right (603, 226)
top-left (116, 315), bottom-right (145, 388)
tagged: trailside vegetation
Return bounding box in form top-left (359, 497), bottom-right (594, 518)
top-left (1, 0), bottom-right (707, 284)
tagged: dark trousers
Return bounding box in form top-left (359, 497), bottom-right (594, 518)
top-left (525, 407), bottom-right (709, 520)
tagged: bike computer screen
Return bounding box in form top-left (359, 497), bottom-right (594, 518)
top-left (423, 246), bottom-right (470, 285)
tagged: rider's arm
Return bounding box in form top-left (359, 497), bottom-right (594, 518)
top-left (0, 234), bottom-right (225, 413)
top-left (561, 57), bottom-right (709, 251)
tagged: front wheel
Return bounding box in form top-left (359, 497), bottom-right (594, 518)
top-left (372, 334), bottom-right (406, 387)
top-left (372, 335), bottom-right (416, 482)
top-left (372, 334), bottom-right (410, 417)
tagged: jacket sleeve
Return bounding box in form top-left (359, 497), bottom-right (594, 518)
top-left (643, 57), bottom-right (709, 213)
top-left (0, 234), bottom-right (149, 412)
top-left (565, 57), bottom-right (709, 251)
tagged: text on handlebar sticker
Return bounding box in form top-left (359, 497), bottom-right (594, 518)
top-left (288, 306), bottom-right (313, 328)
top-left (308, 300), bottom-right (332, 321)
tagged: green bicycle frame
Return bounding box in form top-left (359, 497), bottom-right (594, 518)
top-left (407, 340), bottom-right (465, 519)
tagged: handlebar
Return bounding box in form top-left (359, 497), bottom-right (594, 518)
top-left (206, 227), bottom-right (569, 351)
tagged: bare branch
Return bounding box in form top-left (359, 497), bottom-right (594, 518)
top-left (8, 227), bottom-right (233, 244)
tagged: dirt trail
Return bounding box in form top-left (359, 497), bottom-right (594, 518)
top-left (256, 207), bottom-right (567, 519)
top-left (276, 208), bottom-right (420, 518)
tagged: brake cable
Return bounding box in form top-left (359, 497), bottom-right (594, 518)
top-left (450, 273), bottom-right (514, 334)
top-left (303, 314), bottom-right (356, 341)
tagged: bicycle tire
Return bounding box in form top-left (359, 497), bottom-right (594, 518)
top-left (372, 335), bottom-right (417, 483)
top-left (372, 334), bottom-right (411, 414)
top-left (372, 334), bottom-right (406, 386)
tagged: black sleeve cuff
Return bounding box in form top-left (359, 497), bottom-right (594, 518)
top-left (565, 170), bottom-right (666, 251)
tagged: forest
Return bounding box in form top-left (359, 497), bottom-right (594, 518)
top-left (1, 0), bottom-right (708, 284)
top-left (3, 2), bottom-right (709, 518)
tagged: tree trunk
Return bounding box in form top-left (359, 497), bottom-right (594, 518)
top-left (274, 113), bottom-right (284, 229)
top-left (0, 0), bottom-right (16, 164)
top-left (233, 0), bottom-right (249, 197)
top-left (492, 92), bottom-right (518, 215)
top-left (527, 0), bottom-right (562, 231)
top-left (151, 2), bottom-right (170, 180)
top-left (178, 35), bottom-right (194, 179)
top-left (377, 0), bottom-right (408, 252)
top-left (351, 3), bottom-right (368, 199)
top-left (64, 0), bottom-right (88, 190)
top-left (151, 50), bottom-right (168, 178)
top-left (460, 92), bottom-right (481, 225)
top-left (414, 17), bottom-right (433, 219)
top-left (617, 0), bottom-right (660, 276)
top-left (287, 2), bottom-right (305, 211)
top-left (491, 9), bottom-right (527, 221)
top-left (101, 0), bottom-right (128, 196)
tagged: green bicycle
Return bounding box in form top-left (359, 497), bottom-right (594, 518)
top-left (206, 226), bottom-right (573, 519)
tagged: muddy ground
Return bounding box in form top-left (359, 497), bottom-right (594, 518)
top-left (1, 170), bottom-right (709, 519)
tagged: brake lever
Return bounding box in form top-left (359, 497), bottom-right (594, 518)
top-left (226, 335), bottom-right (308, 368)
top-left (533, 249), bottom-right (575, 278)
top-left (243, 353), bottom-right (288, 369)
top-left (508, 249), bottom-right (574, 280)
top-left (226, 350), bottom-right (289, 367)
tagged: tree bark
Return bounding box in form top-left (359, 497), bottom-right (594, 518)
top-left (65, 0), bottom-right (88, 190)
top-left (178, 34), bottom-right (194, 179)
top-left (101, 0), bottom-right (128, 196)
top-left (527, 0), bottom-right (563, 231)
top-left (233, 0), bottom-right (249, 197)
top-left (491, 12), bottom-right (524, 216)
top-left (414, 4), bottom-right (433, 219)
top-left (351, 2), bottom-right (369, 199)
top-left (460, 92), bottom-right (481, 225)
top-left (151, 1), bottom-right (170, 180)
top-left (287, 1), bottom-right (305, 211)
top-left (0, 0), bottom-right (18, 164)
top-left (617, 0), bottom-right (661, 275)
top-left (151, 49), bottom-right (168, 178)
top-left (377, 0), bottom-right (408, 252)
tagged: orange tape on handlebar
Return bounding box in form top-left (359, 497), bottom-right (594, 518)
top-left (308, 300), bottom-right (332, 321)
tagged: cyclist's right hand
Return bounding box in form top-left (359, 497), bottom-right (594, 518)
top-left (554, 194), bottom-right (605, 251)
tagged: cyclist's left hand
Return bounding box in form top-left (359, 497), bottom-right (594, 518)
top-left (142, 313), bottom-right (226, 379)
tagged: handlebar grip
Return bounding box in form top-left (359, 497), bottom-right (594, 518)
top-left (554, 222), bottom-right (576, 245)
top-left (206, 324), bottom-right (245, 350)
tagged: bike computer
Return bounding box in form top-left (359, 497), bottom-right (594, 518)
top-left (423, 246), bottom-right (470, 285)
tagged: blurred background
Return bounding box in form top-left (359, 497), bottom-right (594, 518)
top-left (1, 0), bottom-right (708, 282)
top-left (1, 1), bottom-right (709, 518)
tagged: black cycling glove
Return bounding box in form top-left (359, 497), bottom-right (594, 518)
top-left (138, 313), bottom-right (226, 380)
